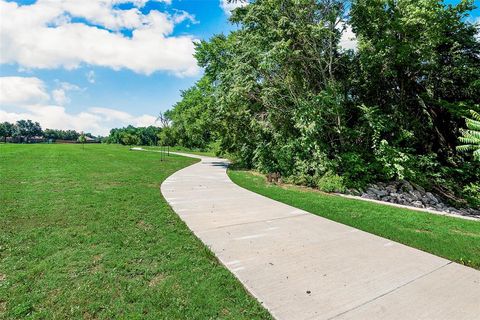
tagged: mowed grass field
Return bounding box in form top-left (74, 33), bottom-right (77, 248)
top-left (228, 169), bottom-right (480, 270)
top-left (0, 144), bottom-right (271, 319)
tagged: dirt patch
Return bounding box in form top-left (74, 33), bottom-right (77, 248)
top-left (0, 301), bottom-right (6, 313)
top-left (452, 229), bottom-right (480, 238)
top-left (83, 311), bottom-right (100, 320)
top-left (137, 220), bottom-right (152, 231)
top-left (414, 229), bottom-right (432, 234)
top-left (148, 274), bottom-right (166, 287)
top-left (90, 255), bottom-right (104, 273)
top-left (220, 308), bottom-right (231, 316)
top-left (0, 273), bottom-right (6, 281)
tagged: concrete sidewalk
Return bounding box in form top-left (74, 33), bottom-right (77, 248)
top-left (161, 153), bottom-right (480, 320)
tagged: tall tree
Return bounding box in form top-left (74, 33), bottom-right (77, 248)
top-left (351, 0), bottom-right (480, 159)
top-left (15, 120), bottom-right (42, 142)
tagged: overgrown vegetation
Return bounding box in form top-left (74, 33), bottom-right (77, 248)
top-left (164, 0), bottom-right (480, 208)
top-left (0, 144), bottom-right (271, 319)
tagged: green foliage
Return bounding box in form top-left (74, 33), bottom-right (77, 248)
top-left (462, 182), bottom-right (480, 207)
top-left (44, 128), bottom-right (81, 141)
top-left (167, 77), bottom-right (217, 149)
top-left (0, 120), bottom-right (98, 143)
top-left (374, 140), bottom-right (412, 180)
top-left (157, 126), bottom-right (175, 146)
top-left (457, 110), bottom-right (480, 160)
top-left (77, 133), bottom-right (87, 143)
top-left (315, 171), bottom-right (346, 193)
top-left (106, 125), bottom-right (160, 146)
top-left (0, 122), bottom-right (15, 141)
top-left (120, 132), bottom-right (141, 146)
top-left (166, 0), bottom-right (479, 203)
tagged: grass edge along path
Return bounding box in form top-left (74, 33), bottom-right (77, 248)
top-left (228, 169), bottom-right (480, 270)
top-left (144, 146), bottom-right (216, 157)
top-left (0, 144), bottom-right (272, 319)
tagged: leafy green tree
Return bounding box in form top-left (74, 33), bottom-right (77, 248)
top-left (120, 133), bottom-right (141, 146)
top-left (350, 0), bottom-right (480, 159)
top-left (167, 77), bottom-right (217, 149)
top-left (44, 129), bottom-right (82, 141)
top-left (105, 126), bottom-right (159, 145)
top-left (157, 127), bottom-right (175, 147)
top-left (166, 0), bottom-right (480, 205)
top-left (0, 122), bottom-right (15, 142)
top-left (457, 110), bottom-right (480, 160)
top-left (78, 132), bottom-right (87, 150)
top-left (15, 120), bottom-right (42, 142)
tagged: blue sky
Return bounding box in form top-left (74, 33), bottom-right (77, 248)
top-left (0, 0), bottom-right (242, 135)
top-left (2, 0), bottom-right (236, 112)
top-left (0, 0), bottom-right (478, 135)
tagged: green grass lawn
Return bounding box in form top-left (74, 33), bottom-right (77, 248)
top-left (228, 169), bottom-right (480, 270)
top-left (0, 144), bottom-right (271, 319)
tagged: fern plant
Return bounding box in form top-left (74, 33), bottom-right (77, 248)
top-left (457, 110), bottom-right (480, 161)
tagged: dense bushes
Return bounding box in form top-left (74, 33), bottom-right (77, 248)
top-left (104, 125), bottom-right (161, 146)
top-left (165, 0), bottom-right (480, 207)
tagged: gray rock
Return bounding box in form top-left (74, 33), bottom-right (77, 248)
top-left (400, 180), bottom-right (414, 192)
top-left (411, 182), bottom-right (426, 193)
top-left (386, 185), bottom-right (397, 193)
top-left (425, 192), bottom-right (439, 204)
top-left (351, 189), bottom-right (362, 196)
top-left (412, 201), bottom-right (424, 208)
top-left (366, 188), bottom-right (387, 198)
top-left (408, 190), bottom-right (422, 201)
top-left (355, 180), bottom-right (479, 219)
top-left (377, 190), bottom-right (388, 197)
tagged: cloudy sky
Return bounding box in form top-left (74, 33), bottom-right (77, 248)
top-left (0, 0), bottom-right (478, 135)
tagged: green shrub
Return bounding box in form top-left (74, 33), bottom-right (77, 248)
top-left (462, 183), bottom-right (480, 208)
top-left (315, 171), bottom-right (346, 193)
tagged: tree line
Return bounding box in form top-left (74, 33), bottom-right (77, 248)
top-left (0, 120), bottom-right (97, 142)
top-left (104, 125), bottom-right (163, 146)
top-left (164, 0), bottom-right (480, 207)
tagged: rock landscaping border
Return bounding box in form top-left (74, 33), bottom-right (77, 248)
top-left (345, 180), bottom-right (479, 220)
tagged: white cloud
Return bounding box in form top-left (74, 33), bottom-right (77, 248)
top-left (0, 104), bottom-right (105, 134)
top-left (0, 76), bottom-right (50, 105)
top-left (0, 76), bottom-right (157, 135)
top-left (339, 23), bottom-right (357, 51)
top-left (220, 0), bottom-right (248, 15)
top-left (51, 81), bottom-right (81, 105)
top-left (90, 107), bottom-right (157, 127)
top-left (52, 89), bottom-right (69, 105)
top-left (0, 0), bottom-right (199, 76)
top-left (86, 70), bottom-right (95, 84)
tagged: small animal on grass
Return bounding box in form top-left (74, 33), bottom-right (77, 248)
top-left (267, 172), bottom-right (281, 184)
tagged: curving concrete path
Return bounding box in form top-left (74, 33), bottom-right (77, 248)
top-left (160, 153), bottom-right (480, 320)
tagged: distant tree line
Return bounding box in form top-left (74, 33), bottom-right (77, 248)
top-left (162, 0), bottom-right (480, 208)
top-left (104, 125), bottom-right (162, 146)
top-left (0, 120), bottom-right (98, 143)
